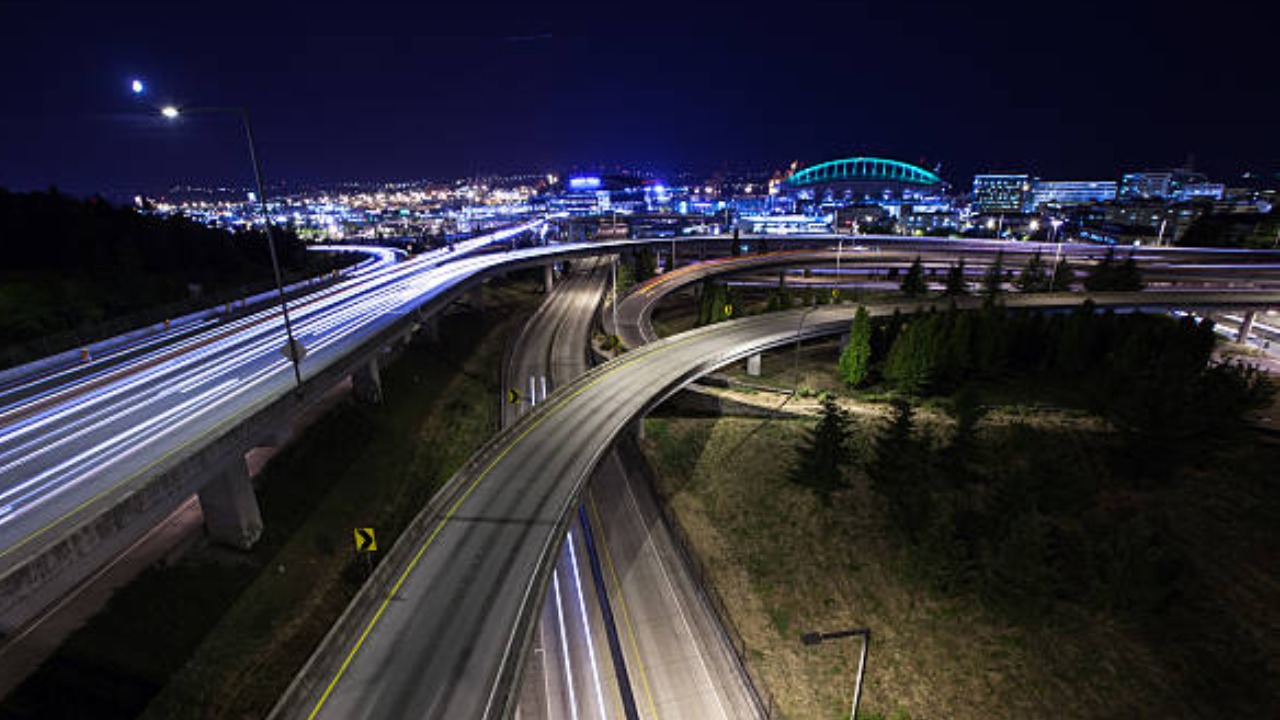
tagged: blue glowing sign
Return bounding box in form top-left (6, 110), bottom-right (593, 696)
top-left (569, 176), bottom-right (602, 190)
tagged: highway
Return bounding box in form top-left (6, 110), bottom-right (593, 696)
top-left (504, 257), bottom-right (620, 720)
top-left (506, 258), bottom-right (761, 720)
top-left (2, 228), bottom-right (1276, 716)
top-left (0, 228), bottom-right (786, 596)
top-left (612, 245), bottom-right (1280, 348)
top-left (0, 223), bottom-right (554, 579)
top-left (272, 288), bottom-right (1280, 720)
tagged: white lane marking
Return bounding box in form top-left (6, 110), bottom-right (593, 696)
top-left (553, 569), bottom-right (580, 720)
top-left (621, 467), bottom-right (731, 720)
top-left (567, 526), bottom-right (609, 719)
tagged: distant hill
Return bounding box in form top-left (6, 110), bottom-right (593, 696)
top-left (0, 188), bottom-right (330, 353)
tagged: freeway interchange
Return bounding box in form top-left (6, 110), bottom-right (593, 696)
top-left (0, 230), bottom-right (1277, 719)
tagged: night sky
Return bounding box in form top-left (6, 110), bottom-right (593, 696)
top-left (1, 0), bottom-right (1276, 197)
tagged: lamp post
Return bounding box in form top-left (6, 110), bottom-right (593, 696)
top-left (1049, 218), bottom-right (1065, 290)
top-left (134, 81), bottom-right (305, 391)
top-left (801, 628), bottom-right (872, 719)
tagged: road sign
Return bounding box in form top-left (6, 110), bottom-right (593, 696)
top-left (832, 288), bottom-right (840, 299)
top-left (507, 388), bottom-right (521, 404)
top-left (353, 528), bottom-right (377, 552)
top-left (723, 304), bottom-right (734, 317)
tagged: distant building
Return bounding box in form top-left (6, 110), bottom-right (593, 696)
top-left (739, 214), bottom-right (832, 235)
top-left (972, 174), bottom-right (1033, 213)
top-left (1030, 180), bottom-right (1117, 209)
top-left (1119, 169), bottom-right (1211, 201)
top-left (1177, 182), bottom-right (1225, 201)
top-left (899, 207), bottom-right (960, 234)
top-left (1069, 199), bottom-right (1207, 244)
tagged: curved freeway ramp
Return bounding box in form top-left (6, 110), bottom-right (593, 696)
top-left (272, 289), bottom-right (1280, 720)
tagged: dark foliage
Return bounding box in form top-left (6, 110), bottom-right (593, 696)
top-left (899, 255), bottom-right (927, 297)
top-left (0, 188), bottom-right (313, 346)
top-left (789, 395), bottom-right (857, 504)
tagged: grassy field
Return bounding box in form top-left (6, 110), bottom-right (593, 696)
top-left (640, 410), bottom-right (1280, 720)
top-left (0, 278), bottom-right (542, 720)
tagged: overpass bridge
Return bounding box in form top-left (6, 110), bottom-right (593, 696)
top-left (0, 228), bottom-right (804, 637)
top-left (271, 284), bottom-right (1280, 720)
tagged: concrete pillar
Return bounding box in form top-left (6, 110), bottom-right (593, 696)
top-left (634, 416), bottom-right (646, 442)
top-left (469, 284), bottom-right (484, 311)
top-left (424, 314), bottom-right (440, 343)
top-left (352, 356), bottom-right (383, 404)
top-left (746, 353), bottom-right (762, 377)
top-left (199, 458), bottom-right (262, 550)
top-left (1237, 310), bottom-right (1256, 343)
top-left (543, 264), bottom-right (555, 294)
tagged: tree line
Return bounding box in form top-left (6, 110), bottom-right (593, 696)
top-left (793, 304), bottom-right (1272, 621)
top-left (0, 188), bottom-right (320, 346)
top-left (841, 302), bottom-right (1268, 443)
top-left (899, 247), bottom-right (1143, 299)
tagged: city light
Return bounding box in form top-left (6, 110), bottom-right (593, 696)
top-left (161, 106), bottom-right (180, 118)
top-left (130, 79), bottom-right (144, 94)
top-left (568, 176), bottom-right (601, 190)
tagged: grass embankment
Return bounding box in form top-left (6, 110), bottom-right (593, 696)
top-left (0, 279), bottom-right (541, 720)
top-left (641, 410), bottom-right (1280, 720)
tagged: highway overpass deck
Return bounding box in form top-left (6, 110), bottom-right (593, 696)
top-left (272, 288), bottom-right (1280, 720)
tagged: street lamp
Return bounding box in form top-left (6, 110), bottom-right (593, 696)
top-left (138, 89), bottom-right (305, 391)
top-left (801, 627), bottom-right (872, 719)
top-left (1049, 218), bottom-right (1065, 289)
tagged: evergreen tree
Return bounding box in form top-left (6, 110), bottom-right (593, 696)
top-left (937, 308), bottom-right (975, 389)
top-left (900, 255), bottom-right (928, 297)
top-left (1083, 247), bottom-right (1118, 291)
top-left (634, 249), bottom-right (658, 284)
top-left (946, 384), bottom-right (986, 469)
top-left (982, 251), bottom-right (1006, 298)
top-left (790, 395), bottom-right (856, 504)
top-left (943, 259), bottom-right (968, 296)
top-left (1049, 257), bottom-right (1075, 291)
top-left (885, 314), bottom-right (941, 394)
top-left (1015, 251), bottom-right (1049, 292)
top-left (838, 306), bottom-right (873, 387)
top-left (870, 399), bottom-right (933, 540)
top-left (1115, 253), bottom-right (1145, 291)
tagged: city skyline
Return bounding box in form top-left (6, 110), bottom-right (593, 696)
top-left (2, 0), bottom-right (1278, 196)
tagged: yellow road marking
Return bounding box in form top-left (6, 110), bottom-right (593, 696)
top-left (588, 487), bottom-right (660, 720)
top-left (307, 338), bottom-right (678, 719)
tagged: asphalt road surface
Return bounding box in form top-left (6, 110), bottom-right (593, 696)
top-left (274, 289), bottom-right (1280, 720)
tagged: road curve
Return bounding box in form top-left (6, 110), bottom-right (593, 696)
top-left (271, 289), bottom-right (1280, 720)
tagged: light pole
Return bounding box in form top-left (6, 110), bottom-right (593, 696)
top-left (801, 628), bottom-right (872, 719)
top-left (1049, 218), bottom-right (1065, 290)
top-left (134, 81), bottom-right (305, 391)
top-left (835, 236), bottom-right (844, 300)
top-left (611, 255), bottom-right (619, 347)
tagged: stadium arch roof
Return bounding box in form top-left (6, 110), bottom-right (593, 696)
top-left (784, 157), bottom-right (942, 187)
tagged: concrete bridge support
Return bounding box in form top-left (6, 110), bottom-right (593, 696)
top-left (423, 314), bottom-right (440, 343)
top-left (1237, 310), bottom-right (1257, 343)
top-left (543, 264), bottom-right (555, 294)
top-left (352, 356), bottom-right (383, 404)
top-left (746, 352), bottom-right (762, 377)
top-left (199, 458), bottom-right (263, 550)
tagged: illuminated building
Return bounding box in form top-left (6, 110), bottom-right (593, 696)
top-left (972, 174), bottom-right (1033, 213)
top-left (1030, 180), bottom-right (1116, 209)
